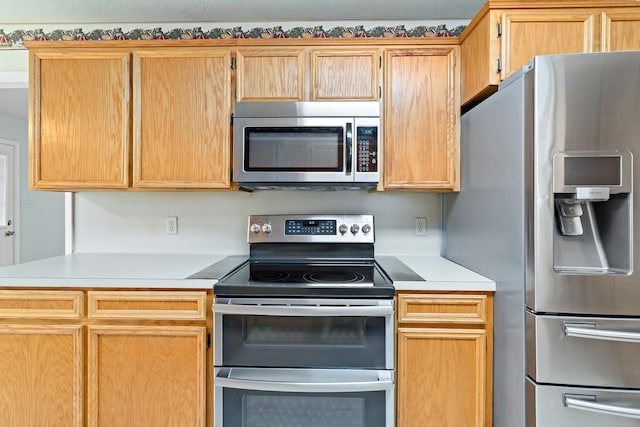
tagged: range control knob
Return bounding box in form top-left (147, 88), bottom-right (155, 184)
top-left (250, 223), bottom-right (261, 234)
top-left (361, 224), bottom-right (371, 234)
top-left (261, 223), bottom-right (272, 234)
top-left (350, 224), bottom-right (360, 235)
top-left (339, 224), bottom-right (349, 235)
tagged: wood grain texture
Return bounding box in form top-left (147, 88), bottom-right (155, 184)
top-left (501, 10), bottom-right (597, 79)
top-left (88, 325), bottom-right (206, 427)
top-left (0, 324), bottom-right (83, 427)
top-left (383, 46), bottom-right (459, 191)
top-left (310, 48), bottom-right (379, 100)
top-left (601, 9), bottom-right (640, 51)
top-left (0, 290), bottom-right (83, 319)
top-left (132, 48), bottom-right (232, 188)
top-left (396, 327), bottom-right (486, 427)
top-left (29, 49), bottom-right (130, 190)
top-left (87, 290), bottom-right (208, 320)
top-left (397, 294), bottom-right (488, 325)
top-left (235, 48), bottom-right (305, 101)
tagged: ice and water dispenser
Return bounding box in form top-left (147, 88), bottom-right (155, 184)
top-left (553, 152), bottom-right (633, 274)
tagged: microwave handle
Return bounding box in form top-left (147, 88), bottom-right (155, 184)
top-left (346, 122), bottom-right (353, 175)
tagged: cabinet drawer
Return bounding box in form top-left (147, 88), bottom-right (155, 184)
top-left (397, 294), bottom-right (488, 325)
top-left (87, 291), bottom-right (207, 321)
top-left (0, 290), bottom-right (83, 319)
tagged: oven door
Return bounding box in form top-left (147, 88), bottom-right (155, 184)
top-left (214, 367), bottom-right (394, 427)
top-left (213, 298), bottom-right (394, 369)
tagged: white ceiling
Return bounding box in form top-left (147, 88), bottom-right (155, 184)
top-left (0, 0), bottom-right (485, 122)
top-left (3, 0), bottom-right (484, 24)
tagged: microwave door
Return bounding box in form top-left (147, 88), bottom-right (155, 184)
top-left (234, 117), bottom-right (353, 183)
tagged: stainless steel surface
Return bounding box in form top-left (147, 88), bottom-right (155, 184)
top-left (247, 214), bottom-right (374, 244)
top-left (526, 312), bottom-right (640, 388)
top-left (526, 379), bottom-right (640, 426)
top-left (375, 256), bottom-right (425, 282)
top-left (186, 255), bottom-right (246, 280)
top-left (233, 101), bottom-right (380, 187)
top-left (234, 101), bottom-right (380, 118)
top-left (443, 50), bottom-right (640, 427)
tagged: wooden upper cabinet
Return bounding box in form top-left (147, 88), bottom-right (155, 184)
top-left (460, 2), bottom-right (640, 106)
top-left (383, 46), bottom-right (459, 191)
top-left (601, 9), bottom-right (640, 51)
top-left (29, 49), bottom-right (130, 190)
top-left (499, 10), bottom-right (596, 79)
top-left (235, 48), bottom-right (305, 101)
top-left (310, 48), bottom-right (379, 101)
top-left (132, 48), bottom-right (232, 189)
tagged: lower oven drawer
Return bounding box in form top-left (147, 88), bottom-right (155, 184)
top-left (214, 298), bottom-right (394, 369)
top-left (527, 311), bottom-right (640, 388)
top-left (526, 378), bottom-right (640, 426)
top-left (214, 367), bottom-right (394, 427)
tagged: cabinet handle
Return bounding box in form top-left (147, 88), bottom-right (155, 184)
top-left (564, 394), bottom-right (640, 419)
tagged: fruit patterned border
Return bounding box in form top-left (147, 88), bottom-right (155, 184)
top-left (0, 24), bottom-right (466, 49)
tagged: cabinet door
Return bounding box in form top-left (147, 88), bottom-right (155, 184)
top-left (88, 325), bottom-right (207, 427)
top-left (132, 48), bottom-right (232, 188)
top-left (29, 49), bottom-right (130, 190)
top-left (310, 49), bottom-right (379, 100)
top-left (0, 324), bottom-right (83, 427)
top-left (384, 47), bottom-right (459, 190)
top-left (235, 48), bottom-right (304, 101)
top-left (500, 10), bottom-right (597, 79)
top-left (601, 10), bottom-right (640, 51)
top-left (396, 327), bottom-right (487, 427)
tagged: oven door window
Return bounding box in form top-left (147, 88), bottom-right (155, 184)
top-left (244, 127), bottom-right (344, 172)
top-left (222, 314), bottom-right (386, 368)
top-left (223, 389), bottom-right (386, 427)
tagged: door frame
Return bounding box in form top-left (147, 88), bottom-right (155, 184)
top-left (0, 138), bottom-right (20, 264)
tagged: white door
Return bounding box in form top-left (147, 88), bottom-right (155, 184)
top-left (0, 142), bottom-right (15, 266)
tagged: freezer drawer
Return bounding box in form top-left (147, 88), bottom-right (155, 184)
top-left (527, 311), bottom-right (640, 388)
top-left (526, 379), bottom-right (640, 426)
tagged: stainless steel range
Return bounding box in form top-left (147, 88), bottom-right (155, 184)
top-left (191, 214), bottom-right (414, 427)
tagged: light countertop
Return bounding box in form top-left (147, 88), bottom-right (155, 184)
top-left (0, 253), bottom-right (495, 292)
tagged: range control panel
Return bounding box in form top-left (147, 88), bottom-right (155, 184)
top-left (356, 126), bottom-right (378, 173)
top-left (248, 214), bottom-right (374, 243)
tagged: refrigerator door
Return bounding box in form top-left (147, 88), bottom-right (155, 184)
top-left (529, 51), bottom-right (640, 315)
top-left (526, 379), bottom-right (640, 427)
top-left (527, 312), bottom-right (640, 388)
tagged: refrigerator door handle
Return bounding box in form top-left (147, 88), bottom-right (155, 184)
top-left (564, 322), bottom-right (640, 343)
top-left (564, 394), bottom-right (640, 419)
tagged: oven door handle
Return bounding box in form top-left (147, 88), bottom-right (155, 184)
top-left (213, 303), bottom-right (393, 317)
top-left (215, 368), bottom-right (394, 393)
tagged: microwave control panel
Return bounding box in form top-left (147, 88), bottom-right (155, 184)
top-left (356, 126), bottom-right (378, 173)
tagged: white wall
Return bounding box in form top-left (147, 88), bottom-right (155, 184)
top-left (0, 113), bottom-right (65, 262)
top-left (73, 191), bottom-right (441, 256)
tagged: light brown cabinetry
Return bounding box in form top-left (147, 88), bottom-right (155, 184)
top-left (383, 46), bottom-right (459, 191)
top-left (0, 290), bottom-right (84, 426)
top-left (29, 46), bottom-right (232, 190)
top-left (235, 47), bottom-right (380, 101)
top-left (0, 288), bottom-right (211, 426)
top-left (460, 1), bottom-right (640, 106)
top-left (396, 292), bottom-right (493, 427)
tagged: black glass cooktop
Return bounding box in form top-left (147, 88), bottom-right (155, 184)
top-left (212, 260), bottom-right (394, 298)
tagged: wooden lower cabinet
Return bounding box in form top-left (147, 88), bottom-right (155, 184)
top-left (0, 289), bottom-right (211, 426)
top-left (396, 292), bottom-right (493, 427)
top-left (88, 325), bottom-right (207, 426)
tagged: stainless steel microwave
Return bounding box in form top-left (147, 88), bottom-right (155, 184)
top-left (233, 101), bottom-right (380, 190)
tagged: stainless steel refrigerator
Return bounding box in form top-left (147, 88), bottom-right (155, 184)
top-left (443, 51), bottom-right (640, 427)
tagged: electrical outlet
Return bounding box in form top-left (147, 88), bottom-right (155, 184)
top-left (415, 217), bottom-right (427, 236)
top-left (166, 216), bottom-right (178, 235)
